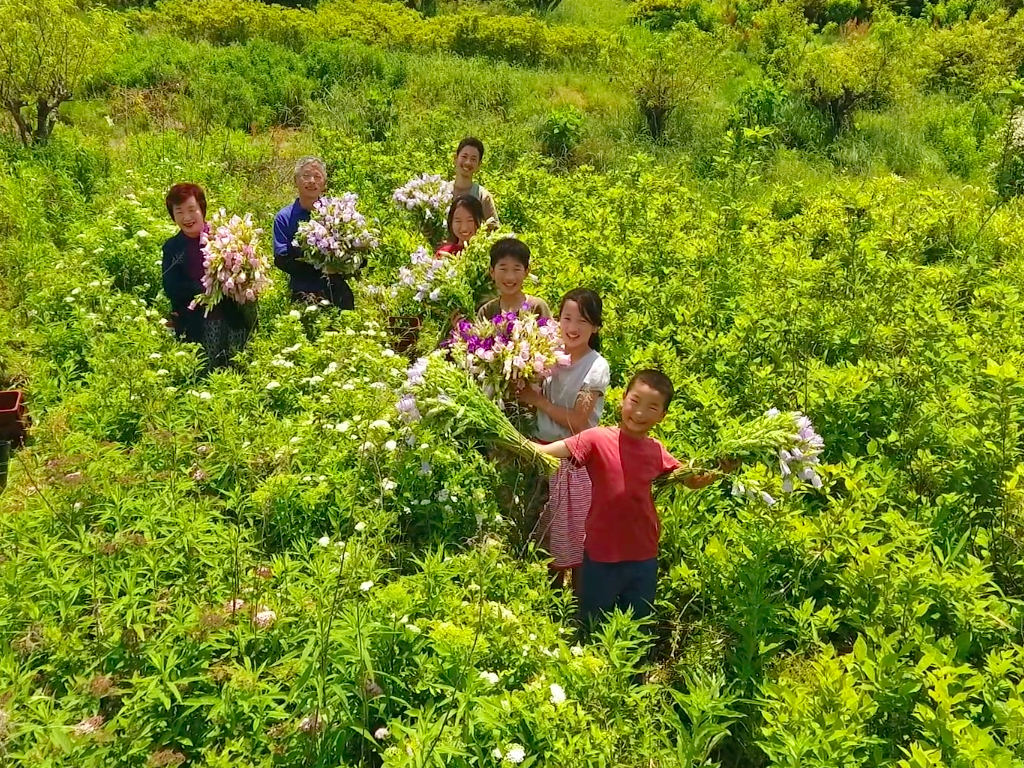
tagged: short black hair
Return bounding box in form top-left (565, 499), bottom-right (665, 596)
top-left (489, 237), bottom-right (530, 269)
top-left (456, 137), bottom-right (485, 160)
top-left (626, 369), bottom-right (674, 410)
top-left (446, 195), bottom-right (484, 243)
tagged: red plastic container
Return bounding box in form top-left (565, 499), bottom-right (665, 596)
top-left (0, 390), bottom-right (27, 447)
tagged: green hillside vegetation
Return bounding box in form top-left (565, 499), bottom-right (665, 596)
top-left (1, 0), bottom-right (1024, 765)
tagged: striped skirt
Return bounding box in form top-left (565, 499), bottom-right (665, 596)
top-left (535, 458), bottom-right (591, 570)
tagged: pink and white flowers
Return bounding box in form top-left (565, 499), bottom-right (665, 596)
top-left (295, 194), bottom-right (378, 277)
top-left (190, 210), bottom-right (272, 315)
top-left (446, 311), bottom-right (571, 399)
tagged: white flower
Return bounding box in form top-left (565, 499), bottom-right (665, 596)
top-left (374, 727), bottom-right (390, 740)
top-left (342, 383), bottom-right (355, 391)
top-left (492, 748), bottom-right (504, 760)
top-left (382, 349), bottom-right (395, 358)
top-left (318, 536), bottom-right (331, 547)
top-left (149, 352), bottom-right (161, 359)
top-left (549, 683), bottom-right (566, 705)
top-left (384, 440), bottom-right (397, 451)
top-left (570, 645), bottom-right (584, 657)
top-left (266, 381), bottom-right (280, 390)
top-left (382, 478), bottom-right (397, 491)
top-left (405, 623), bottom-right (421, 634)
top-left (156, 369), bottom-right (169, 376)
top-left (337, 421), bottom-right (351, 432)
top-left (309, 375), bottom-right (324, 385)
top-left (305, 304), bottom-right (318, 313)
top-left (253, 608), bottom-right (277, 629)
top-left (198, 391), bottom-right (212, 400)
top-left (505, 745), bottom-right (526, 764)
top-left (360, 581), bottom-right (374, 592)
top-left (360, 441), bottom-right (375, 452)
top-left (136, 229), bottom-right (150, 238)
top-left (369, 419), bottom-right (390, 431)
top-left (479, 671), bottom-right (499, 685)
top-left (289, 309), bottom-right (301, 319)
top-left (354, 521), bottom-right (366, 532)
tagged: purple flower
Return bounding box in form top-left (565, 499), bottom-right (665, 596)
top-left (397, 394), bottom-right (421, 423)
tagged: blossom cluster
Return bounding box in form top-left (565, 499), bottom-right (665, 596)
top-left (729, 409), bottom-right (825, 504)
top-left (446, 311), bottom-right (571, 399)
top-left (397, 246), bottom-right (457, 304)
top-left (190, 210), bottom-right (272, 315)
top-left (392, 173), bottom-right (454, 225)
top-left (295, 194), bottom-right (378, 277)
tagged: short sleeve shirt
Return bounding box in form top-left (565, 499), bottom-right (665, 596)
top-left (534, 350), bottom-right (610, 442)
top-left (564, 427), bottom-right (681, 562)
top-left (476, 295), bottom-right (552, 322)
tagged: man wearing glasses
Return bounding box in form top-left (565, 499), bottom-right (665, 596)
top-left (273, 156), bottom-right (358, 310)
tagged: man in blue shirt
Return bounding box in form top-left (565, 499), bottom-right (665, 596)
top-left (273, 157), bottom-right (356, 310)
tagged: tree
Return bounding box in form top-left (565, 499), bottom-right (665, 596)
top-left (616, 25), bottom-right (728, 142)
top-left (0, 0), bottom-right (124, 146)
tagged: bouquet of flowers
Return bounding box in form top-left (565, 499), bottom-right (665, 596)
top-left (398, 354), bottom-right (559, 472)
top-left (294, 194), bottom-right (378, 277)
top-left (446, 312), bottom-right (571, 400)
top-left (392, 174), bottom-right (454, 245)
top-left (655, 409), bottom-right (825, 503)
top-left (190, 210), bottom-right (272, 316)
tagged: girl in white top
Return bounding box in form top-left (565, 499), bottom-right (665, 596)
top-left (517, 288), bottom-right (609, 593)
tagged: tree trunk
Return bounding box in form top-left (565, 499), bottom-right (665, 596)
top-left (5, 101), bottom-right (31, 147)
top-left (33, 98), bottom-right (56, 144)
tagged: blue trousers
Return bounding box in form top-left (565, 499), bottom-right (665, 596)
top-left (578, 553), bottom-right (658, 627)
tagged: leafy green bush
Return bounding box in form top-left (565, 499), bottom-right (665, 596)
top-left (631, 0), bottom-right (719, 31)
top-left (188, 40), bottom-right (313, 130)
top-left (538, 106), bottom-right (586, 161)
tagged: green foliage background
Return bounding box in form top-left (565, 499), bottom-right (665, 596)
top-left (2, 0), bottom-right (1024, 765)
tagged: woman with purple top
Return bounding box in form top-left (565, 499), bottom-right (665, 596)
top-left (161, 183), bottom-right (254, 370)
top-left (273, 157), bottom-right (357, 310)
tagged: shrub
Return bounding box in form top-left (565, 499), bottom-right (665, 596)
top-left (793, 17), bottom-right (915, 137)
top-left (538, 106), bottom-right (586, 161)
top-left (617, 26), bottom-right (728, 141)
top-left (302, 39), bottom-right (408, 96)
top-left (188, 40), bottom-right (313, 130)
top-left (631, 0), bottom-right (720, 31)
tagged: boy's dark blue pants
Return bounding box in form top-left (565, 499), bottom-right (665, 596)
top-left (578, 553), bottom-right (658, 627)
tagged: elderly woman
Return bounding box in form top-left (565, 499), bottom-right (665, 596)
top-left (161, 182), bottom-right (255, 369)
top-left (273, 156), bottom-right (357, 310)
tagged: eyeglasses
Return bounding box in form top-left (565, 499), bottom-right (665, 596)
top-left (299, 172), bottom-right (324, 182)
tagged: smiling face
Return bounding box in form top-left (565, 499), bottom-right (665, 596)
top-left (619, 381), bottom-right (668, 437)
top-left (295, 164), bottom-right (326, 205)
top-left (171, 196), bottom-right (205, 239)
top-left (559, 300), bottom-right (597, 355)
top-left (454, 146), bottom-right (481, 181)
top-left (451, 205), bottom-right (479, 244)
top-left (490, 256), bottom-right (527, 299)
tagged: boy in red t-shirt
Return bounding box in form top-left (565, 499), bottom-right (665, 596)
top-left (534, 370), bottom-right (720, 627)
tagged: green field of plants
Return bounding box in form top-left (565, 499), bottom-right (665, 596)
top-left (2, 0), bottom-right (1024, 765)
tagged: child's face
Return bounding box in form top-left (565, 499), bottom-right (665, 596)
top-left (172, 197), bottom-right (205, 239)
top-left (451, 207), bottom-right (479, 244)
top-left (559, 300), bottom-right (596, 352)
top-left (490, 257), bottom-right (527, 298)
top-left (455, 146), bottom-right (481, 178)
top-left (619, 381), bottom-right (668, 435)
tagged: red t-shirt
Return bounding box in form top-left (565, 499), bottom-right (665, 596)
top-left (565, 426), bottom-right (681, 563)
top-left (435, 242), bottom-right (463, 257)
